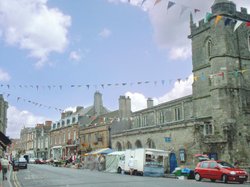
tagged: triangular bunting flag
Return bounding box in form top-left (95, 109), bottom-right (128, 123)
top-left (246, 22), bottom-right (250, 27)
top-left (205, 12), bottom-right (212, 23)
top-left (215, 15), bottom-right (222, 25)
top-left (141, 0), bottom-right (147, 6)
top-left (224, 18), bottom-right (232, 26)
top-left (194, 9), bottom-right (200, 14)
top-left (234, 20), bottom-right (243, 32)
top-left (167, 1), bottom-right (175, 10)
top-left (154, 0), bottom-right (161, 6)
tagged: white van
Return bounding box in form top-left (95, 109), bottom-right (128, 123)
top-left (124, 148), bottom-right (168, 176)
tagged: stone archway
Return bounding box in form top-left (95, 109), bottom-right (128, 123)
top-left (126, 141), bottom-right (132, 149)
top-left (135, 140), bottom-right (142, 148)
top-left (146, 138), bottom-right (156, 149)
top-left (116, 141), bottom-right (122, 151)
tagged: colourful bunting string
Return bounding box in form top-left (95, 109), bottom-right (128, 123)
top-left (234, 20), bottom-right (243, 31)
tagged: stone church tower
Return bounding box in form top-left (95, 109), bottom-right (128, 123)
top-left (189, 0), bottom-right (250, 163)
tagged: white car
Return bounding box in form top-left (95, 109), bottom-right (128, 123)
top-left (29, 158), bottom-right (36, 164)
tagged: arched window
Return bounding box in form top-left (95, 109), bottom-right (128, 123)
top-left (126, 141), bottom-right (132, 149)
top-left (116, 142), bottom-right (122, 151)
top-left (147, 138), bottom-right (156, 149)
top-left (135, 140), bottom-right (142, 148)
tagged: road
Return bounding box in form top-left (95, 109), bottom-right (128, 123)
top-left (11, 164), bottom-right (248, 187)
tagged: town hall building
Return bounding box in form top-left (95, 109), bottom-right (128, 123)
top-left (111, 0), bottom-right (250, 171)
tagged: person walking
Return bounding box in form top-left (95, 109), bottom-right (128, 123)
top-left (1, 157), bottom-right (9, 180)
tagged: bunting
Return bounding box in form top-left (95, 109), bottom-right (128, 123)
top-left (215, 15), bottom-right (222, 25)
top-left (234, 20), bottom-right (243, 31)
top-left (180, 5), bottom-right (188, 16)
top-left (141, 0), bottom-right (147, 6)
top-left (1, 92), bottom-right (64, 112)
top-left (154, 0), bottom-right (161, 6)
top-left (167, 1), bottom-right (175, 10)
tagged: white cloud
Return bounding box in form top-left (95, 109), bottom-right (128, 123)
top-left (126, 74), bottom-right (193, 111)
top-left (98, 28), bottom-right (112, 38)
top-left (6, 105), bottom-right (47, 138)
top-left (69, 51), bottom-right (81, 62)
top-left (0, 0), bottom-right (71, 67)
top-left (158, 74), bottom-right (193, 103)
top-left (64, 106), bottom-right (77, 113)
top-left (108, 0), bottom-right (250, 61)
top-left (0, 68), bottom-right (11, 81)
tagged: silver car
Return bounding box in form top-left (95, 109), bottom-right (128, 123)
top-left (18, 157), bottom-right (27, 169)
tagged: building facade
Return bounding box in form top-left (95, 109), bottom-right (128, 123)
top-left (20, 127), bottom-right (36, 158)
top-left (111, 0), bottom-right (250, 170)
top-left (34, 121), bottom-right (51, 160)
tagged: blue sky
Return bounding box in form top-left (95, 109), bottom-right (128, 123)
top-left (0, 0), bottom-right (248, 138)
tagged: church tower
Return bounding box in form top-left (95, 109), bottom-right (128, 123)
top-left (189, 0), bottom-right (250, 163)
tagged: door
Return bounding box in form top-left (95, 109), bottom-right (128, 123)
top-left (169, 153), bottom-right (177, 173)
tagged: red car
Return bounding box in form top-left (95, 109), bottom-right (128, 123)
top-left (194, 160), bottom-right (248, 184)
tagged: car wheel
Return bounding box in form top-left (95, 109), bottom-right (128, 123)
top-left (117, 167), bottom-right (121, 173)
top-left (195, 173), bottom-right (201, 181)
top-left (222, 174), bottom-right (228, 183)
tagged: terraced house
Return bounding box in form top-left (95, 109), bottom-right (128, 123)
top-left (111, 0), bottom-right (250, 172)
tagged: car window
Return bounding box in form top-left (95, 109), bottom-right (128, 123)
top-left (201, 162), bottom-right (209, 168)
top-left (218, 161), bottom-right (234, 168)
top-left (209, 162), bottom-right (217, 168)
top-left (19, 158), bottom-right (26, 162)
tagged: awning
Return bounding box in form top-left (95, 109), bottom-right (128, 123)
top-left (0, 131), bottom-right (11, 150)
top-left (84, 148), bottom-right (113, 156)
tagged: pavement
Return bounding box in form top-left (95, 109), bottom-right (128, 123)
top-left (0, 167), bottom-right (13, 187)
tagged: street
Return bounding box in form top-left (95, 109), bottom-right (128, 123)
top-left (10, 164), bottom-right (249, 187)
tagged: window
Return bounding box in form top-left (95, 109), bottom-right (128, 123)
top-left (67, 119), bottom-right (70, 125)
top-left (72, 117), bottom-right (76, 123)
top-left (73, 131), bottom-right (76, 141)
top-left (204, 122), bottom-right (213, 135)
top-left (62, 120), bottom-right (65, 127)
top-left (174, 107), bottom-right (181, 121)
top-left (201, 162), bottom-right (209, 168)
top-left (68, 132), bottom-right (71, 140)
top-left (207, 39), bottom-right (212, 57)
top-left (209, 162), bottom-right (217, 168)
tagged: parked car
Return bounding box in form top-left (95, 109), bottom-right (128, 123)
top-left (29, 158), bottom-right (36, 164)
top-left (35, 158), bottom-right (45, 164)
top-left (12, 160), bottom-right (19, 171)
top-left (18, 157), bottom-right (27, 169)
top-left (194, 160), bottom-right (248, 184)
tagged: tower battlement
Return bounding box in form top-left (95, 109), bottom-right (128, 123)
top-left (189, 0), bottom-right (250, 39)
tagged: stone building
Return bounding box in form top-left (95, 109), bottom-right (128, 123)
top-left (0, 94), bottom-right (11, 155)
top-left (111, 0), bottom-right (250, 171)
top-left (20, 127), bottom-right (36, 158)
top-left (34, 121), bottom-right (51, 160)
top-left (50, 91), bottom-right (109, 159)
top-left (79, 110), bottom-right (118, 153)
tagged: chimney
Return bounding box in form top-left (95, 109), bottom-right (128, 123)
top-left (147, 98), bottom-right (154, 108)
top-left (119, 96), bottom-right (131, 119)
top-left (94, 91), bottom-right (103, 115)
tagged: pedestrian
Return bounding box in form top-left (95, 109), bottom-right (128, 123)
top-left (128, 156), bottom-right (135, 175)
top-left (1, 157), bottom-right (9, 180)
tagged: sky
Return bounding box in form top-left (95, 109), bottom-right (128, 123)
top-left (0, 0), bottom-right (249, 138)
